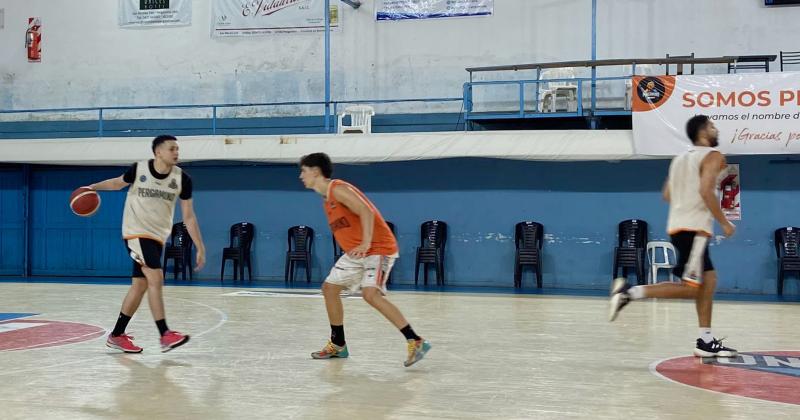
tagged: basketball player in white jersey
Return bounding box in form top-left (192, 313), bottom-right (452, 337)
top-left (609, 115), bottom-right (738, 357)
top-left (88, 135), bottom-right (206, 353)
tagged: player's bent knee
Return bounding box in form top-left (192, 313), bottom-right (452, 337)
top-left (361, 288), bottom-right (381, 305)
top-left (322, 281), bottom-right (338, 294)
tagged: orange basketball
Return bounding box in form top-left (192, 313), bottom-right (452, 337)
top-left (69, 187), bottom-right (101, 217)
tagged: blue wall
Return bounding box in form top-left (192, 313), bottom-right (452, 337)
top-left (0, 167), bottom-right (25, 275)
top-left (1, 157), bottom-right (799, 295)
top-left (30, 167), bottom-right (130, 276)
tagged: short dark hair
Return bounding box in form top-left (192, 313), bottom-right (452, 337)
top-left (152, 135), bottom-right (177, 154)
top-left (685, 115), bottom-right (710, 144)
top-left (300, 153), bottom-right (333, 178)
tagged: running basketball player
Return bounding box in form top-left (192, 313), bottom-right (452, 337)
top-left (88, 135), bottom-right (206, 353)
top-left (609, 115), bottom-right (737, 358)
top-left (299, 153), bottom-right (431, 367)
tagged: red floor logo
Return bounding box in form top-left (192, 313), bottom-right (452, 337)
top-left (652, 352), bottom-right (800, 405)
top-left (0, 318), bottom-right (105, 351)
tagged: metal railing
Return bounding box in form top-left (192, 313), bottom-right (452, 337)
top-left (463, 75), bottom-right (632, 121)
top-left (0, 97), bottom-right (464, 138)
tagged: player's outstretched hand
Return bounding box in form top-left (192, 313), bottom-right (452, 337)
top-left (723, 222), bottom-right (736, 238)
top-left (194, 249), bottom-right (206, 271)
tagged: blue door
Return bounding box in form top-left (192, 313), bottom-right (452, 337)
top-left (30, 167), bottom-right (129, 277)
top-left (0, 167), bottom-right (25, 275)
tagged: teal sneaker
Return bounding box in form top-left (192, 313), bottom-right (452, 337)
top-left (404, 339), bottom-right (432, 367)
top-left (311, 340), bottom-right (349, 359)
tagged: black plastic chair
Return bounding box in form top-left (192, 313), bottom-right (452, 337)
top-left (780, 51), bottom-right (800, 72)
top-left (163, 222), bottom-right (193, 281)
top-left (612, 219), bottom-right (648, 285)
top-left (385, 221), bottom-right (397, 285)
top-left (514, 221), bottom-right (544, 288)
top-left (333, 236), bottom-right (345, 262)
top-left (286, 225), bottom-right (314, 283)
top-left (775, 227), bottom-right (800, 296)
top-left (415, 220), bottom-right (447, 286)
top-left (221, 222), bottom-right (255, 282)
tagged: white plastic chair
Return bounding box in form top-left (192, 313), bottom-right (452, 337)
top-left (625, 64), bottom-right (656, 110)
top-left (337, 105), bottom-right (374, 134)
top-left (538, 68), bottom-right (578, 113)
top-left (646, 241), bottom-right (677, 284)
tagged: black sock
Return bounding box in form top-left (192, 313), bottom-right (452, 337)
top-left (400, 325), bottom-right (421, 341)
top-left (155, 319), bottom-right (169, 336)
top-left (111, 312), bottom-right (132, 337)
top-left (331, 324), bottom-right (345, 346)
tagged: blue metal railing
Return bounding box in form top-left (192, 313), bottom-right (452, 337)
top-left (0, 97), bottom-right (464, 138)
top-left (463, 75), bottom-right (632, 121)
top-left (331, 97), bottom-right (463, 124)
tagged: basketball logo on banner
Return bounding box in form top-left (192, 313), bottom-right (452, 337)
top-left (631, 76), bottom-right (675, 112)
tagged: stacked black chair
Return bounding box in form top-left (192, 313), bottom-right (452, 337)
top-left (612, 219), bottom-right (648, 285)
top-left (385, 221), bottom-right (397, 285)
top-left (286, 225), bottom-right (314, 283)
top-left (163, 222), bottom-right (193, 281)
top-left (414, 220), bottom-right (447, 286)
top-left (221, 222), bottom-right (255, 282)
top-left (514, 221), bottom-right (544, 288)
top-left (775, 227), bottom-right (800, 296)
top-left (332, 236), bottom-right (344, 262)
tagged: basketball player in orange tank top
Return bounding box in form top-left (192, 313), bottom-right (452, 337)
top-left (299, 153), bottom-right (431, 367)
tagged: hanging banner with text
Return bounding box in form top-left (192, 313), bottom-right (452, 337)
top-left (212, 0), bottom-right (339, 37)
top-left (376, 0), bottom-right (493, 21)
top-left (632, 73), bottom-right (800, 156)
top-left (119, 0), bottom-right (192, 28)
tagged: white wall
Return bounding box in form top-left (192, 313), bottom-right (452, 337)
top-left (0, 0), bottom-right (798, 118)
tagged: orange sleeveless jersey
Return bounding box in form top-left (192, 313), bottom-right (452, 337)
top-left (324, 180), bottom-right (398, 256)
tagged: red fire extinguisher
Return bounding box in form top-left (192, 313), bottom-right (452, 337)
top-left (720, 174), bottom-right (739, 210)
top-left (26, 18), bottom-right (41, 62)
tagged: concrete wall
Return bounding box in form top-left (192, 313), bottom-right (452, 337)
top-left (1, 0), bottom-right (798, 117)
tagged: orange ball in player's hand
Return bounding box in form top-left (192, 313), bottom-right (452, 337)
top-left (69, 187), bottom-right (101, 217)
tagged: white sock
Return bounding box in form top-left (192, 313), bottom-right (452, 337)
top-left (628, 286), bottom-right (645, 300)
top-left (699, 328), bottom-right (713, 343)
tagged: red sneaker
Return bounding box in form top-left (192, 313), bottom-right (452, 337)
top-left (106, 333), bottom-right (143, 353)
top-left (160, 330), bottom-right (190, 353)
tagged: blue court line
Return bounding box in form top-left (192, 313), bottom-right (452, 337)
top-left (1, 276), bottom-right (798, 303)
top-left (0, 313), bottom-right (39, 321)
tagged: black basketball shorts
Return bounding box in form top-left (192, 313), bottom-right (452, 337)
top-left (670, 231), bottom-right (714, 286)
top-left (125, 237), bottom-right (163, 278)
